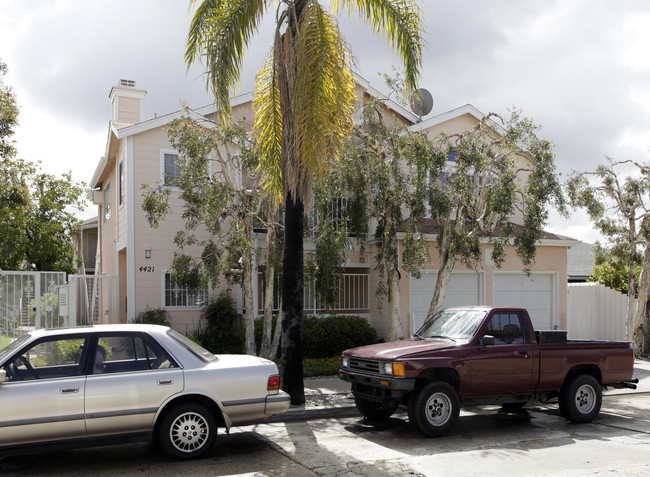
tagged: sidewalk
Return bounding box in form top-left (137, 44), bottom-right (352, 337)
top-left (277, 358), bottom-right (650, 421)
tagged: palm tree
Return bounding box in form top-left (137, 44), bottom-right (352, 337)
top-left (186, 0), bottom-right (423, 404)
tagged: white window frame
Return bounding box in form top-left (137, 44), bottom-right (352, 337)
top-left (160, 149), bottom-right (181, 187)
top-left (161, 271), bottom-right (210, 310)
top-left (103, 181), bottom-right (111, 222)
top-left (118, 159), bottom-right (125, 208)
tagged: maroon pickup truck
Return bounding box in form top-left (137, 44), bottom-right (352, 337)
top-left (339, 306), bottom-right (636, 437)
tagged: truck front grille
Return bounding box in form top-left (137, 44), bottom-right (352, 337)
top-left (348, 357), bottom-right (380, 374)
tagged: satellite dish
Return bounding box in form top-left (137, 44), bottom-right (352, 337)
top-left (410, 88), bottom-right (433, 118)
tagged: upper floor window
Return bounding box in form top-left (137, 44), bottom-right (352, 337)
top-left (164, 273), bottom-right (209, 308)
top-left (162, 151), bottom-right (181, 186)
top-left (118, 160), bottom-right (125, 207)
top-left (103, 181), bottom-right (111, 222)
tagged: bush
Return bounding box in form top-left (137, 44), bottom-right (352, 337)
top-left (303, 315), bottom-right (378, 358)
top-left (198, 294), bottom-right (245, 354)
top-left (134, 308), bottom-right (170, 327)
top-left (255, 314), bottom-right (378, 359)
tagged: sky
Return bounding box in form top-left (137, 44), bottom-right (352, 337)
top-left (1, 0), bottom-right (650, 244)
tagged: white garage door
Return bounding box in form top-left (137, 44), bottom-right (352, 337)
top-left (493, 273), bottom-right (556, 330)
top-left (410, 272), bottom-right (482, 333)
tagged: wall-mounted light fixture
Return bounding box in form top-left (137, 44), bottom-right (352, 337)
top-left (145, 248), bottom-right (151, 259)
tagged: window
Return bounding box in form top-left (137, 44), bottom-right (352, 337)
top-left (118, 160), bottom-right (125, 207)
top-left (482, 313), bottom-right (524, 345)
top-left (3, 336), bottom-right (88, 381)
top-left (164, 273), bottom-right (209, 308)
top-left (91, 334), bottom-right (178, 374)
top-left (163, 152), bottom-right (181, 186)
top-left (103, 181), bottom-right (111, 222)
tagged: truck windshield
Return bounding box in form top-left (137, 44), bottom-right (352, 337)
top-left (415, 309), bottom-right (487, 341)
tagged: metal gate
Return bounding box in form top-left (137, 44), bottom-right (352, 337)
top-left (67, 275), bottom-right (118, 326)
top-left (0, 271), bottom-right (67, 339)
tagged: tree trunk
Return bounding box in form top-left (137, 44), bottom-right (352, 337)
top-left (242, 215), bottom-right (256, 355)
top-left (626, 225), bottom-right (638, 342)
top-left (281, 192), bottom-right (305, 405)
top-left (632, 243), bottom-right (650, 353)
top-left (426, 221), bottom-right (456, 321)
top-left (259, 221), bottom-right (277, 359)
top-left (387, 269), bottom-right (403, 341)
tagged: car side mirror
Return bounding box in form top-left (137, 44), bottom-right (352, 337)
top-left (480, 335), bottom-right (496, 352)
top-left (0, 369), bottom-right (7, 384)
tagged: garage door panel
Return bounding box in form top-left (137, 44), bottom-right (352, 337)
top-left (410, 272), bottom-right (482, 333)
top-left (493, 273), bottom-right (555, 331)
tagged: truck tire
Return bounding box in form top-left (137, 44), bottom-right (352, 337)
top-left (354, 397), bottom-right (398, 421)
top-left (408, 381), bottom-right (460, 437)
top-left (559, 374), bottom-right (602, 423)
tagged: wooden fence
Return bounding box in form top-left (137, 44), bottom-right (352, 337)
top-left (567, 282), bottom-right (629, 341)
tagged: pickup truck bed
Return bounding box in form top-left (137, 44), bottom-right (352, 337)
top-left (339, 306), bottom-right (635, 437)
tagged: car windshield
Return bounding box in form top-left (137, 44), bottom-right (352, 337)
top-left (0, 333), bottom-right (30, 363)
top-left (168, 329), bottom-right (217, 362)
top-left (415, 309), bottom-right (487, 341)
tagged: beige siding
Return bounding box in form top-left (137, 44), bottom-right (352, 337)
top-left (117, 96), bottom-right (141, 124)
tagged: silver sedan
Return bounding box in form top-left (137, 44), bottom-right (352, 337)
top-left (0, 324), bottom-right (290, 459)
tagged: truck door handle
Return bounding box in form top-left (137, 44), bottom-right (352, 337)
top-left (518, 349), bottom-right (529, 355)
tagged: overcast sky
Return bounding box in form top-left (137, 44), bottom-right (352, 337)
top-left (2, 0), bottom-right (650, 244)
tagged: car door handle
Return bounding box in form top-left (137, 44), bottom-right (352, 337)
top-left (158, 379), bottom-right (173, 385)
top-left (61, 386), bottom-right (79, 394)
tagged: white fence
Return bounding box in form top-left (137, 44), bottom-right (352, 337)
top-left (567, 282), bottom-right (629, 341)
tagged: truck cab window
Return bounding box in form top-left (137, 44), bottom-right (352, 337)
top-left (483, 313), bottom-right (524, 345)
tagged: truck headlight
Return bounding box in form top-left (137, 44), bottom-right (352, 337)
top-left (341, 356), bottom-right (349, 368)
top-left (383, 362), bottom-right (405, 377)
top-left (383, 362), bottom-right (393, 375)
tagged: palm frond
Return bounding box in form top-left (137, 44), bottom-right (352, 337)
top-left (253, 35), bottom-right (284, 203)
top-left (185, 0), bottom-right (269, 117)
top-left (291, 1), bottom-right (356, 200)
top-left (332, 0), bottom-right (424, 94)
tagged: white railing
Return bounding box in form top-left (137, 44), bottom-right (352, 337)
top-left (257, 271), bottom-right (369, 315)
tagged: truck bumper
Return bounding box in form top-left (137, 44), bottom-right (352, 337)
top-left (339, 369), bottom-right (416, 392)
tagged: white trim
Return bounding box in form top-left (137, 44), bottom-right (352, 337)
top-left (409, 104), bottom-right (486, 133)
top-left (126, 136), bottom-right (136, 322)
top-left (160, 148), bottom-right (181, 186)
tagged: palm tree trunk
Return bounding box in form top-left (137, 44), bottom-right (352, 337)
top-left (281, 191), bottom-right (305, 405)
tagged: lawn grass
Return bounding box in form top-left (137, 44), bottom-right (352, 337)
top-left (0, 335), bottom-right (12, 350)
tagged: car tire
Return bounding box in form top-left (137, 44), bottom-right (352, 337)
top-left (158, 403), bottom-right (217, 459)
top-left (559, 374), bottom-right (602, 423)
top-left (408, 381), bottom-right (460, 437)
top-left (354, 396), bottom-right (398, 421)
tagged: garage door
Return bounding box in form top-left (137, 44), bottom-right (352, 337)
top-left (410, 272), bottom-right (482, 333)
top-left (493, 273), bottom-right (556, 330)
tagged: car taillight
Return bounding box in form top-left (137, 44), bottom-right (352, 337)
top-left (267, 374), bottom-right (281, 391)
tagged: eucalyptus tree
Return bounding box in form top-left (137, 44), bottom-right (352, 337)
top-left (424, 111), bottom-right (565, 320)
top-left (312, 97), bottom-right (430, 341)
top-left (142, 116), bottom-right (283, 358)
top-left (567, 158), bottom-right (650, 351)
top-left (185, 0), bottom-right (423, 403)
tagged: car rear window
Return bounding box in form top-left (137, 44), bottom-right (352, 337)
top-left (167, 329), bottom-right (217, 362)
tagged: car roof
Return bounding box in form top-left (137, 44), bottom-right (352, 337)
top-left (25, 323), bottom-right (170, 339)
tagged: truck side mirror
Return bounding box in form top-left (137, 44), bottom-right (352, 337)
top-left (480, 335), bottom-right (495, 352)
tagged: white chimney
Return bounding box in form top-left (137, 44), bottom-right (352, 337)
top-left (109, 79), bottom-right (147, 124)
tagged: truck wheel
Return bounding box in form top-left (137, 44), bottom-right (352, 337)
top-left (408, 381), bottom-right (460, 437)
top-left (559, 374), bottom-right (602, 423)
top-left (354, 397), bottom-right (398, 421)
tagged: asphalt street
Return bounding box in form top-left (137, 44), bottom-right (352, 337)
top-left (2, 360), bottom-right (650, 477)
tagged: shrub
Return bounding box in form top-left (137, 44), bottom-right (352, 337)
top-left (134, 308), bottom-right (170, 327)
top-left (255, 314), bottom-right (378, 359)
top-left (198, 294), bottom-right (245, 354)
